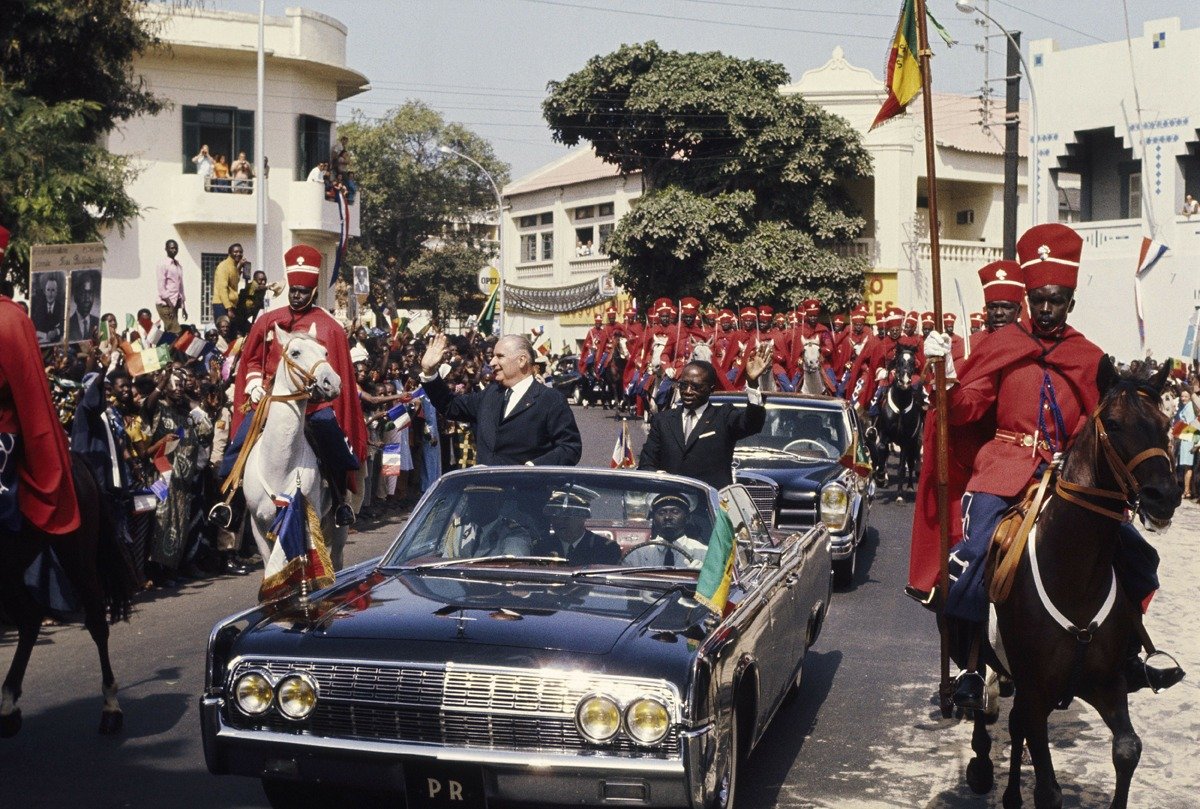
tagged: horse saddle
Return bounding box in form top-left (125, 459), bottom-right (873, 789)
top-left (985, 467), bottom-right (1053, 605)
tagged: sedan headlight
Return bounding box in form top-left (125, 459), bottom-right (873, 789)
top-left (820, 483), bottom-right (850, 532)
top-left (276, 673), bottom-right (319, 720)
top-left (233, 671), bottom-right (273, 716)
top-left (624, 697), bottom-right (670, 746)
top-left (576, 693), bottom-right (621, 743)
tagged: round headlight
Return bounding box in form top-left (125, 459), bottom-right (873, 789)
top-left (276, 673), bottom-right (319, 720)
top-left (233, 671), bottom-right (274, 716)
top-left (575, 694), bottom-right (621, 743)
top-left (624, 697), bottom-right (670, 746)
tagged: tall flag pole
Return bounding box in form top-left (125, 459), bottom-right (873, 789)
top-left (907, 0), bottom-right (955, 715)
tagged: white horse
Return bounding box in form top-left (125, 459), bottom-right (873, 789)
top-left (242, 324), bottom-right (344, 564)
top-left (799, 339), bottom-right (830, 395)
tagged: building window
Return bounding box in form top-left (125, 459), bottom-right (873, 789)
top-left (521, 234), bottom-right (537, 263)
top-left (519, 215), bottom-right (539, 228)
top-left (200, 252), bottom-right (225, 323)
top-left (541, 231), bottom-right (554, 261)
top-left (598, 223), bottom-right (615, 253)
top-left (296, 115), bottom-right (332, 181)
top-left (182, 105), bottom-right (253, 173)
top-left (598, 202), bottom-right (614, 217)
top-left (539, 212), bottom-right (553, 226)
top-left (575, 226), bottom-right (594, 256)
top-left (575, 206), bottom-right (594, 220)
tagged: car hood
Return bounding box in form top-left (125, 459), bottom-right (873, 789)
top-left (247, 569), bottom-right (706, 657)
top-left (735, 453), bottom-right (840, 488)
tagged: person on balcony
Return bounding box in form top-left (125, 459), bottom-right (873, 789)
top-left (191, 144), bottom-right (214, 186)
top-left (211, 154), bottom-right (231, 192)
top-left (230, 151), bottom-right (253, 194)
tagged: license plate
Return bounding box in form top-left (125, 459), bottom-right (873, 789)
top-left (404, 762), bottom-right (487, 809)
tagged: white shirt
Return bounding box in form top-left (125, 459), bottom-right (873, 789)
top-left (623, 535), bottom-right (708, 569)
top-left (307, 166), bottom-right (326, 183)
top-left (503, 374), bottom-right (536, 418)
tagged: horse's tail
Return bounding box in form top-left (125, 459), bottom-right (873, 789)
top-left (71, 454), bottom-right (140, 624)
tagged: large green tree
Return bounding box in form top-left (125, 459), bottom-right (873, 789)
top-left (1, 0), bottom-right (164, 290)
top-left (338, 102), bottom-right (509, 321)
top-left (543, 42), bottom-right (872, 309)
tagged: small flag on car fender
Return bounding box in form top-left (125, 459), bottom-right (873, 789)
top-left (695, 508), bottom-right (736, 615)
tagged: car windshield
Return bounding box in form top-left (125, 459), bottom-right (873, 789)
top-left (729, 402), bottom-right (849, 459)
top-left (384, 469), bottom-right (717, 573)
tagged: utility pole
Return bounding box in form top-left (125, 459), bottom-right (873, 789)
top-left (1002, 31), bottom-right (1021, 261)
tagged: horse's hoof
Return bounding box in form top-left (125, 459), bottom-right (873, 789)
top-left (98, 709), bottom-right (123, 735)
top-left (0, 709), bottom-right (22, 738)
top-left (966, 757), bottom-right (994, 794)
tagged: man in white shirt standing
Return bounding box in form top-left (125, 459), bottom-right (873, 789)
top-left (421, 333), bottom-right (582, 466)
top-left (623, 493), bottom-right (708, 568)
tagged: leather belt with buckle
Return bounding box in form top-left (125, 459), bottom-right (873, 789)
top-left (994, 429), bottom-right (1050, 451)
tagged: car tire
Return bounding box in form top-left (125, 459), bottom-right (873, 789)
top-left (706, 704), bottom-right (742, 809)
top-left (832, 548), bottom-right (856, 588)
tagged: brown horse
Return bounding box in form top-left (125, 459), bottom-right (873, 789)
top-left (961, 362), bottom-right (1181, 808)
top-left (0, 453), bottom-right (138, 737)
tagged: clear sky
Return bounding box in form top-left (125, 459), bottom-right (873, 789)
top-left (209, 0), bottom-right (1200, 180)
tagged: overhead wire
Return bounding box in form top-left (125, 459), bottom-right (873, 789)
top-left (991, 0), bottom-right (1106, 43)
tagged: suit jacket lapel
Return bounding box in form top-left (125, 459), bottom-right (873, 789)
top-left (501, 380), bottom-right (540, 423)
top-left (683, 404), bottom-right (718, 452)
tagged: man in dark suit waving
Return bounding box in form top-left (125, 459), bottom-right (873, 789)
top-left (639, 342), bottom-right (772, 489)
top-left (422, 332), bottom-right (582, 466)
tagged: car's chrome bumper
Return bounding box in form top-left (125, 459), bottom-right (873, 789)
top-left (202, 696), bottom-right (713, 807)
top-left (828, 527), bottom-right (855, 559)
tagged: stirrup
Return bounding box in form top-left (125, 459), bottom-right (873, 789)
top-left (952, 671), bottom-right (986, 710)
top-left (1128, 651), bottom-right (1185, 694)
top-left (207, 502), bottom-right (233, 529)
top-left (334, 503), bottom-right (355, 528)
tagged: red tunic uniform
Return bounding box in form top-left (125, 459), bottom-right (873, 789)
top-left (232, 305), bottom-right (367, 463)
top-left (0, 296), bottom-right (80, 534)
top-left (835, 329), bottom-right (878, 395)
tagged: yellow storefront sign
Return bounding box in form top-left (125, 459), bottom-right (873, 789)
top-left (863, 271), bottom-right (898, 323)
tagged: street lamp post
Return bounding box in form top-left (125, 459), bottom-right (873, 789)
top-left (956, 1), bottom-right (1040, 229)
top-left (438, 145), bottom-right (505, 335)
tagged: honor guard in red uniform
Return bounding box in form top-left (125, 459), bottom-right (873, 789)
top-left (0, 225), bottom-right (81, 538)
top-left (919, 223), bottom-right (1180, 706)
top-left (848, 307), bottom-right (905, 410)
top-left (900, 310), bottom-right (921, 348)
top-left (676, 297), bottom-right (707, 368)
top-left (942, 313), bottom-right (966, 364)
top-left (919, 312), bottom-right (935, 337)
top-left (579, 314), bottom-right (606, 376)
top-left (724, 306), bottom-right (761, 389)
top-left (835, 306), bottom-right (878, 399)
top-left (711, 309), bottom-right (739, 389)
top-left (700, 304), bottom-right (719, 340)
top-left (969, 311), bottom-right (985, 335)
top-left (222, 245), bottom-right (365, 527)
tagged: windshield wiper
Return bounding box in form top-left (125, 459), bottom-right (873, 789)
top-left (408, 556), bottom-right (572, 572)
top-left (572, 565), bottom-right (697, 579)
top-left (736, 446), bottom-right (805, 459)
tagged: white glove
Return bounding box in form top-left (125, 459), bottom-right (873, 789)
top-left (247, 378), bottom-right (266, 404)
top-left (923, 330), bottom-right (951, 359)
top-left (874, 367), bottom-right (888, 383)
top-left (664, 367), bottom-right (676, 380)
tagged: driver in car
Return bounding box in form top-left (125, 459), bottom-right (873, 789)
top-left (447, 486), bottom-right (533, 558)
top-left (623, 493), bottom-right (707, 568)
top-left (531, 488), bottom-right (621, 566)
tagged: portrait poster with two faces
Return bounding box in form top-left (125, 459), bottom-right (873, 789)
top-left (29, 242), bottom-right (105, 347)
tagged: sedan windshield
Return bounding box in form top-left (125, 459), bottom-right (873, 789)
top-left (384, 470), bottom-right (716, 572)
top-left (728, 402), bottom-right (849, 459)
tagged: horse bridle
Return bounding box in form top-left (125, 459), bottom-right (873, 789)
top-left (280, 347), bottom-right (333, 402)
top-left (1054, 405), bottom-right (1172, 522)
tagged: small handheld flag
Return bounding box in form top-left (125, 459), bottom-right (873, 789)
top-left (258, 487), bottom-right (335, 603)
top-left (695, 507), bottom-right (736, 615)
top-left (610, 420), bottom-right (635, 468)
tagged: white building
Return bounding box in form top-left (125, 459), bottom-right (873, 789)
top-left (500, 150), bottom-right (644, 350)
top-left (101, 6), bottom-right (367, 323)
top-left (1032, 17), bottom-right (1200, 360)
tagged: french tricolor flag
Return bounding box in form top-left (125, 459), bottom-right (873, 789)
top-left (1134, 237), bottom-right (1168, 348)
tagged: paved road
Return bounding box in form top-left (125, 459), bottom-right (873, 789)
top-left (2, 404), bottom-right (1196, 807)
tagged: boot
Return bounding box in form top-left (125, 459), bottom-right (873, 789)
top-left (207, 501), bottom-right (233, 529)
top-left (222, 552), bottom-right (250, 576)
top-left (952, 670), bottom-right (986, 710)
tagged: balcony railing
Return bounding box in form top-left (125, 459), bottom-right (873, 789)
top-left (832, 238), bottom-right (878, 263)
top-left (916, 239), bottom-right (1004, 265)
top-left (568, 255), bottom-right (613, 274)
top-left (202, 177), bottom-right (255, 194)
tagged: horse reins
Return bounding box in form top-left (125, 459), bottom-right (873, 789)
top-left (1054, 405), bottom-right (1171, 522)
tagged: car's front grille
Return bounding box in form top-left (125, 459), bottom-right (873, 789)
top-left (737, 479), bottom-right (777, 525)
top-left (777, 493), bottom-right (818, 530)
top-left (226, 658), bottom-right (681, 759)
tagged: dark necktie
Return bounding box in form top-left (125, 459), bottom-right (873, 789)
top-left (497, 386), bottom-right (512, 428)
top-left (683, 408), bottom-right (697, 441)
top-left (662, 545), bottom-right (675, 567)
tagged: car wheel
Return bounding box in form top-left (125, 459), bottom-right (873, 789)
top-left (707, 705), bottom-right (742, 809)
top-left (832, 549), bottom-right (856, 588)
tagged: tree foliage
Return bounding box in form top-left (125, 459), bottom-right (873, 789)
top-left (338, 102), bottom-right (509, 319)
top-left (0, 0), bottom-right (163, 290)
top-left (544, 42), bottom-right (872, 308)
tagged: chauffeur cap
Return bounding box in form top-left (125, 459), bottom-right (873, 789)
top-left (650, 492), bottom-right (691, 513)
top-left (1018, 223), bottom-right (1083, 291)
top-left (544, 487), bottom-right (597, 517)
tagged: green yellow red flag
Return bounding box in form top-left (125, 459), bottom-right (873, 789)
top-left (695, 507), bottom-right (736, 615)
top-left (871, 0), bottom-right (922, 130)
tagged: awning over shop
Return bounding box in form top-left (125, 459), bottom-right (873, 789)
top-left (505, 276), bottom-right (614, 314)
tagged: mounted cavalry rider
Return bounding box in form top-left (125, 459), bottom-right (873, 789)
top-left (578, 314), bottom-right (607, 380)
top-left (0, 225), bottom-right (81, 542)
top-left (922, 223), bottom-right (1182, 708)
top-left (215, 245), bottom-right (365, 528)
top-left (834, 305), bottom-right (878, 399)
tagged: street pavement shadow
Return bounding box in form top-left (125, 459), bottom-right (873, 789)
top-left (843, 526), bottom-right (880, 592)
top-left (737, 649), bottom-right (844, 808)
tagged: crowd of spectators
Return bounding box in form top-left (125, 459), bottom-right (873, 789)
top-left (12, 252), bottom-right (507, 607)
